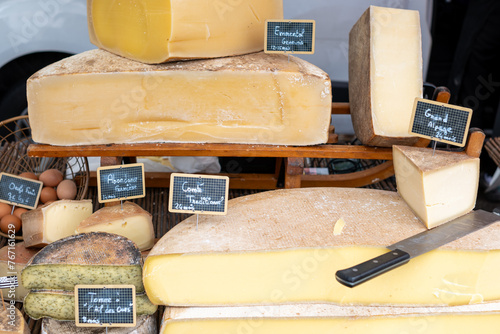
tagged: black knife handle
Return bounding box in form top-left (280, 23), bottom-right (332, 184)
top-left (335, 249), bottom-right (410, 288)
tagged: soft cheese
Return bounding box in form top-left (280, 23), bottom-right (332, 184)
top-left (349, 6), bottom-right (422, 147)
top-left (0, 242), bottom-right (38, 301)
top-left (88, 0), bottom-right (283, 64)
top-left (41, 315), bottom-right (157, 333)
top-left (27, 50), bottom-right (332, 146)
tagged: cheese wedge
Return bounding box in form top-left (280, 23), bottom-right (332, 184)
top-left (393, 145), bottom-right (480, 228)
top-left (159, 303), bottom-right (500, 334)
top-left (22, 200), bottom-right (93, 248)
top-left (27, 50), bottom-right (332, 146)
top-left (0, 242), bottom-right (38, 301)
top-left (88, 0), bottom-right (283, 64)
top-left (41, 315), bottom-right (157, 334)
top-left (349, 6), bottom-right (422, 147)
top-left (143, 188), bottom-right (500, 307)
top-left (24, 290), bottom-right (157, 320)
top-left (0, 305), bottom-right (30, 334)
top-left (76, 202), bottom-right (155, 251)
top-left (22, 232), bottom-right (144, 292)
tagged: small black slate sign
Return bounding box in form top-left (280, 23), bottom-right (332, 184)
top-left (265, 20), bottom-right (315, 54)
top-left (409, 98), bottom-right (472, 147)
top-left (75, 285), bottom-right (136, 327)
top-left (168, 173), bottom-right (229, 215)
top-left (0, 173), bottom-right (43, 209)
top-left (97, 163), bottom-right (145, 203)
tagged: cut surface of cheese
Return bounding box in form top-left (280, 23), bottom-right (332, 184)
top-left (28, 50), bottom-right (332, 146)
top-left (22, 232), bottom-right (144, 292)
top-left (24, 290), bottom-right (157, 320)
top-left (160, 304), bottom-right (500, 334)
top-left (0, 242), bottom-right (38, 301)
top-left (393, 145), bottom-right (480, 228)
top-left (41, 315), bottom-right (157, 333)
top-left (349, 6), bottom-right (423, 147)
top-left (88, 0), bottom-right (283, 64)
top-left (0, 306), bottom-right (30, 334)
top-left (143, 188), bottom-right (500, 307)
top-left (22, 199), bottom-right (93, 248)
top-left (76, 202), bottom-right (155, 251)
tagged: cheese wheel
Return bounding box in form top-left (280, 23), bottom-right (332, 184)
top-left (41, 315), bottom-right (156, 333)
top-left (0, 306), bottom-right (30, 334)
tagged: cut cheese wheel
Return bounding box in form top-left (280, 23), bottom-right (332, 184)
top-left (88, 0), bottom-right (283, 64)
top-left (0, 242), bottom-right (38, 301)
top-left (27, 50), bottom-right (332, 146)
top-left (22, 199), bottom-right (93, 248)
top-left (143, 188), bottom-right (500, 307)
top-left (76, 202), bottom-right (155, 251)
top-left (393, 145), bottom-right (480, 228)
top-left (0, 305), bottom-right (30, 334)
top-left (24, 290), bottom-right (157, 320)
top-left (160, 303), bottom-right (500, 333)
top-left (22, 232), bottom-right (144, 292)
top-left (41, 315), bottom-right (157, 333)
top-left (349, 6), bottom-right (423, 147)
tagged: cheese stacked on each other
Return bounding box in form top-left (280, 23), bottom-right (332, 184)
top-left (143, 188), bottom-right (500, 307)
top-left (0, 242), bottom-right (38, 301)
top-left (88, 0), bottom-right (283, 64)
top-left (22, 200), bottom-right (93, 248)
top-left (349, 6), bottom-right (423, 147)
top-left (27, 50), bottom-right (332, 146)
top-left (0, 306), bottom-right (30, 334)
top-left (393, 145), bottom-right (480, 228)
top-left (41, 315), bottom-right (156, 334)
top-left (76, 202), bottom-right (155, 251)
top-left (159, 304), bottom-right (500, 334)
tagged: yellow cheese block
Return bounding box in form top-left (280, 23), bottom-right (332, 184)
top-left (76, 202), bottom-right (155, 251)
top-left (0, 242), bottom-right (38, 302)
top-left (143, 188), bottom-right (500, 307)
top-left (27, 50), bottom-right (332, 146)
top-left (160, 303), bottom-right (500, 334)
top-left (22, 200), bottom-right (93, 248)
top-left (88, 0), bottom-right (283, 64)
top-left (393, 145), bottom-right (479, 228)
top-left (0, 305), bottom-right (30, 334)
top-left (41, 315), bottom-right (157, 334)
top-left (349, 6), bottom-right (422, 147)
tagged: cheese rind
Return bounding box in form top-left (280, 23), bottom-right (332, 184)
top-left (88, 0), bottom-right (283, 64)
top-left (76, 202), bottom-right (155, 251)
top-left (41, 315), bottom-right (157, 333)
top-left (0, 306), bottom-right (30, 334)
top-left (0, 242), bottom-right (38, 301)
top-left (349, 6), bottom-right (422, 147)
top-left (27, 50), bottom-right (332, 146)
top-left (393, 145), bottom-right (480, 228)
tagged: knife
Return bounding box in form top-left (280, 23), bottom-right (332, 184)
top-left (335, 209), bottom-right (500, 288)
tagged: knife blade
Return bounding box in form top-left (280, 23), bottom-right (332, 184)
top-left (335, 209), bottom-right (500, 288)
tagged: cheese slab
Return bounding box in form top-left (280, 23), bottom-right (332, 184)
top-left (349, 6), bottom-right (423, 147)
top-left (143, 188), bottom-right (500, 307)
top-left (88, 0), bottom-right (283, 64)
top-left (27, 50), bottom-right (332, 146)
top-left (41, 315), bottom-right (157, 334)
top-left (0, 242), bottom-right (38, 301)
top-left (22, 200), bottom-right (93, 248)
top-left (393, 145), bottom-right (480, 228)
top-left (22, 232), bottom-right (144, 292)
top-left (76, 202), bottom-right (155, 251)
top-left (160, 303), bottom-right (500, 334)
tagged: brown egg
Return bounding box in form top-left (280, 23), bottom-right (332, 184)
top-left (19, 172), bottom-right (38, 180)
top-left (40, 187), bottom-right (58, 204)
top-left (39, 169), bottom-right (63, 187)
top-left (56, 179), bottom-right (77, 200)
top-left (0, 214), bottom-right (21, 234)
top-left (13, 207), bottom-right (28, 220)
top-left (0, 202), bottom-right (12, 219)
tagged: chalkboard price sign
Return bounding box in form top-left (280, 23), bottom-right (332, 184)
top-left (409, 98), bottom-right (473, 147)
top-left (169, 173), bottom-right (229, 215)
top-left (97, 163), bottom-right (145, 203)
top-left (0, 173), bottom-right (43, 209)
top-left (265, 20), bottom-right (315, 54)
top-left (75, 285), bottom-right (136, 327)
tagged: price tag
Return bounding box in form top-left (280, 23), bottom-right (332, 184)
top-left (168, 173), bottom-right (229, 215)
top-left (265, 20), bottom-right (315, 54)
top-left (409, 98), bottom-right (473, 147)
top-left (0, 173), bottom-right (43, 209)
top-left (75, 285), bottom-right (136, 327)
top-left (97, 163), bottom-right (145, 203)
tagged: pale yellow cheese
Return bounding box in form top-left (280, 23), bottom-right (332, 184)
top-left (393, 145), bottom-right (480, 228)
top-left (88, 0), bottom-right (283, 64)
top-left (0, 242), bottom-right (38, 302)
top-left (0, 305), bottom-right (30, 334)
top-left (143, 188), bottom-right (500, 307)
top-left (349, 6), bottom-right (422, 147)
top-left (22, 200), bottom-right (93, 248)
top-left (76, 202), bottom-right (155, 251)
top-left (41, 315), bottom-right (157, 334)
top-left (27, 50), bottom-right (332, 146)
